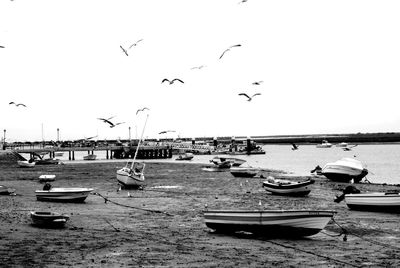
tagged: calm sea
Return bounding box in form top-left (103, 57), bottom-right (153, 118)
top-left (34, 143), bottom-right (400, 185)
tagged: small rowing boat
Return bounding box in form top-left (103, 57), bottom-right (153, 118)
top-left (262, 177), bottom-right (315, 196)
top-left (203, 209), bottom-right (336, 237)
top-left (35, 187), bottom-right (93, 202)
top-left (30, 211), bottom-right (69, 228)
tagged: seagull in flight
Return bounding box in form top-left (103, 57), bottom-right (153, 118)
top-left (9, 102), bottom-right (27, 107)
top-left (219, 44), bottom-right (241, 59)
top-left (120, 39), bottom-right (143, 56)
top-left (162, 78), bottom-right (184, 85)
top-left (97, 117), bottom-right (124, 128)
top-left (252, 81), bottom-right (263, 85)
top-left (238, 93), bottom-right (261, 101)
top-left (136, 107), bottom-right (150, 115)
top-left (159, 130), bottom-right (175, 134)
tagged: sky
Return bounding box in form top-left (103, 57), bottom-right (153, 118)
top-left (1, 0), bottom-right (400, 142)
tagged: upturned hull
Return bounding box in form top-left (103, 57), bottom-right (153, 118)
top-left (204, 210), bottom-right (336, 237)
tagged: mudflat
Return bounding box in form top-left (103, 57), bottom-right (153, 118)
top-left (1, 158), bottom-right (400, 267)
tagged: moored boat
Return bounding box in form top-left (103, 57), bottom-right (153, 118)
top-left (262, 177), bottom-right (315, 196)
top-left (210, 156), bottom-right (246, 167)
top-left (321, 157), bottom-right (368, 183)
top-left (203, 209), bottom-right (336, 237)
top-left (35, 187), bottom-right (93, 202)
top-left (230, 166), bottom-right (259, 178)
top-left (17, 160), bottom-right (36, 168)
top-left (316, 140), bottom-right (332, 148)
top-left (30, 211), bottom-right (70, 228)
top-left (176, 152), bottom-right (194, 161)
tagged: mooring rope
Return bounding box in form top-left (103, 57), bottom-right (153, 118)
top-left (93, 192), bottom-right (174, 216)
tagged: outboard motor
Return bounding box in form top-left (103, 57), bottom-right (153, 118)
top-left (310, 165), bottom-right (322, 175)
top-left (334, 185), bottom-right (360, 203)
top-left (43, 183), bottom-right (52, 191)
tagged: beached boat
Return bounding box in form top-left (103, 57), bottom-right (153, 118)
top-left (203, 209), bottom-right (336, 237)
top-left (35, 158), bottom-right (60, 165)
top-left (0, 185), bottom-right (13, 195)
top-left (30, 211), bottom-right (70, 228)
top-left (176, 152), bottom-right (194, 161)
top-left (116, 114), bottom-right (148, 188)
top-left (17, 160), bottom-right (36, 168)
top-left (35, 187), bottom-right (93, 202)
top-left (321, 157), bottom-right (368, 183)
top-left (230, 166), bottom-right (259, 178)
top-left (210, 156), bottom-right (246, 168)
top-left (83, 154), bottom-right (97, 160)
top-left (38, 174), bottom-right (56, 183)
top-left (316, 140), bottom-right (332, 148)
top-left (262, 177), bottom-right (315, 196)
top-left (336, 142), bottom-right (348, 147)
top-left (340, 191), bottom-right (400, 212)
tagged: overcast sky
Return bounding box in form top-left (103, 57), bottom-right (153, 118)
top-left (1, 0), bottom-right (399, 142)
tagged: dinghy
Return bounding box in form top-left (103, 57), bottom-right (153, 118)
top-left (38, 174), bottom-right (56, 183)
top-left (230, 166), bottom-right (259, 178)
top-left (176, 152), bottom-right (194, 161)
top-left (35, 187), bottom-right (93, 202)
top-left (30, 211), bottom-right (69, 228)
top-left (262, 177), bottom-right (315, 196)
top-left (203, 209), bottom-right (336, 237)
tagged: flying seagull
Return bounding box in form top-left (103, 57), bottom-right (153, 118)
top-left (162, 78), bottom-right (184, 84)
top-left (97, 117), bottom-right (124, 128)
top-left (159, 130), bottom-right (175, 134)
top-left (238, 93), bottom-right (261, 101)
top-left (9, 102), bottom-right (26, 107)
top-left (252, 81), bottom-right (263, 85)
top-left (136, 107), bottom-right (149, 115)
top-left (128, 39), bottom-right (143, 49)
top-left (219, 44), bottom-right (241, 59)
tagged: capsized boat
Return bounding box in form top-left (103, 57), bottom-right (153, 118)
top-left (17, 160), bottom-right (36, 168)
top-left (35, 187), bottom-right (93, 202)
top-left (116, 114), bottom-right (148, 188)
top-left (262, 176), bottom-right (315, 196)
top-left (30, 211), bottom-right (70, 228)
top-left (321, 157), bottom-right (368, 183)
top-left (203, 209), bottom-right (336, 237)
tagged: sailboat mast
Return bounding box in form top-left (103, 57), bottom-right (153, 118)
top-left (131, 114), bottom-right (149, 168)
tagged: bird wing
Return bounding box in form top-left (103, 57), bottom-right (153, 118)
top-left (17, 103), bottom-right (26, 107)
top-left (238, 93), bottom-right (250, 99)
top-left (219, 49), bottom-right (229, 59)
top-left (230, 44), bottom-right (241, 48)
top-left (159, 131), bottom-right (167, 134)
top-left (252, 93), bottom-right (261, 98)
top-left (161, 78), bottom-right (170, 84)
top-left (172, 79), bottom-right (184, 84)
top-left (120, 45), bottom-right (128, 56)
top-left (114, 122), bottom-right (125, 126)
top-left (9, 102), bottom-right (15, 105)
top-left (129, 39), bottom-right (143, 48)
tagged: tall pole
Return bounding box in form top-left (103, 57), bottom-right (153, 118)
top-left (3, 129), bottom-right (5, 142)
top-left (57, 128), bottom-right (60, 142)
top-left (129, 126), bottom-right (131, 142)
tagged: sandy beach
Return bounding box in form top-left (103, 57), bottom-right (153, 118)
top-left (1, 152), bottom-right (400, 267)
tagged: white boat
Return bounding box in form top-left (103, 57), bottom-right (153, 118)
top-left (17, 160), bottom-right (36, 168)
top-left (30, 211), bottom-right (69, 228)
top-left (210, 156), bottom-right (246, 167)
top-left (336, 142), bottom-right (348, 147)
top-left (321, 157), bottom-right (368, 183)
top-left (35, 187), bottom-right (93, 202)
top-left (262, 177), bottom-right (315, 196)
top-left (83, 154), bottom-right (97, 160)
top-left (38, 174), bottom-right (56, 183)
top-left (203, 209), bottom-right (336, 237)
top-left (316, 140), bottom-right (332, 148)
top-left (344, 192), bottom-right (400, 212)
top-left (230, 166), bottom-right (259, 178)
top-left (116, 114), bottom-right (148, 188)
top-left (176, 152), bottom-right (194, 161)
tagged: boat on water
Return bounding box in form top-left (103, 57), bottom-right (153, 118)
top-left (334, 186), bottom-right (400, 212)
top-left (176, 152), bottom-right (194, 161)
top-left (210, 156), bottom-right (246, 168)
top-left (17, 160), bottom-right (36, 168)
top-left (316, 140), bottom-right (332, 148)
top-left (230, 166), bottom-right (259, 178)
top-left (321, 157), bottom-right (368, 183)
top-left (35, 187), bottom-right (93, 202)
top-left (262, 177), bottom-right (315, 196)
top-left (116, 114), bottom-right (148, 188)
top-left (30, 211), bottom-right (70, 228)
top-left (83, 154), bottom-right (97, 161)
top-left (203, 209), bottom-right (336, 237)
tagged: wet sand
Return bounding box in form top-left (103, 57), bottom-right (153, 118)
top-left (1, 154), bottom-right (400, 267)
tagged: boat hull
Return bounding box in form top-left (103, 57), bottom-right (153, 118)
top-left (83, 154), bottom-right (97, 160)
top-left (345, 192), bottom-right (400, 212)
top-left (262, 179), bottom-right (314, 196)
top-left (35, 188), bottom-right (93, 202)
top-left (204, 210), bottom-right (336, 237)
top-left (30, 211), bottom-right (69, 228)
top-left (17, 160), bottom-right (36, 168)
top-left (116, 168), bottom-right (145, 188)
top-left (230, 167), bottom-right (259, 178)
top-left (322, 158), bottom-right (368, 183)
